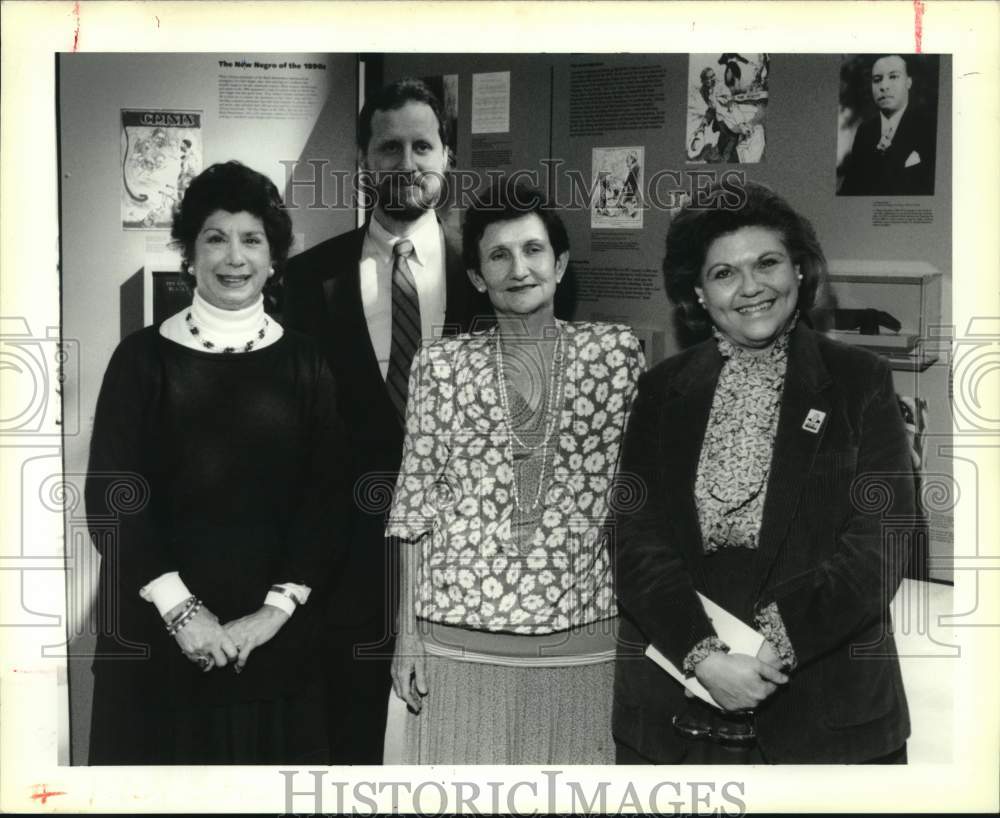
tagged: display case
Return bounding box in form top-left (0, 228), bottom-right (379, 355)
top-left (824, 259), bottom-right (943, 371)
top-left (152, 270), bottom-right (194, 324)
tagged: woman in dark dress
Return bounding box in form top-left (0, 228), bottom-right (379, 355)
top-left (613, 183), bottom-right (915, 764)
top-left (86, 161), bottom-right (349, 764)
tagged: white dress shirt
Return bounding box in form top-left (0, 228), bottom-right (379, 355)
top-left (360, 210), bottom-right (448, 379)
top-left (878, 101), bottom-right (908, 148)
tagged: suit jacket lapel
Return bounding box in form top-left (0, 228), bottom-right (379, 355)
top-left (337, 218), bottom-right (478, 430)
top-left (442, 225), bottom-right (465, 333)
top-left (750, 325), bottom-right (832, 598)
top-left (323, 227), bottom-right (395, 417)
top-left (886, 107), bottom-right (912, 163)
top-left (659, 341), bottom-right (723, 589)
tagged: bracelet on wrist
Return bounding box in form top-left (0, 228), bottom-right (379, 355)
top-left (166, 598), bottom-right (203, 636)
top-left (164, 595), bottom-right (196, 628)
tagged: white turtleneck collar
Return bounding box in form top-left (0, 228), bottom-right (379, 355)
top-left (159, 289), bottom-right (283, 352)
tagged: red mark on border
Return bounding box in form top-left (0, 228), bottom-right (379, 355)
top-left (31, 785), bottom-right (67, 805)
top-left (913, 0), bottom-right (925, 53)
top-left (71, 2), bottom-right (81, 52)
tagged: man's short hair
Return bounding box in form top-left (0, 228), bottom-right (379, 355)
top-left (357, 78), bottom-right (449, 151)
top-left (870, 54), bottom-right (912, 78)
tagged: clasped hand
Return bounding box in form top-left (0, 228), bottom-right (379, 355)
top-left (171, 603), bottom-right (237, 672)
top-left (693, 642), bottom-right (789, 712)
top-left (171, 602), bottom-right (288, 673)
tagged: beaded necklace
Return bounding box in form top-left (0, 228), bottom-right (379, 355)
top-left (494, 324), bottom-right (566, 511)
top-left (185, 311), bottom-right (268, 354)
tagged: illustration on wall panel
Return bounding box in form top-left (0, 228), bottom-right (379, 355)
top-left (686, 53), bottom-right (769, 164)
top-left (591, 146), bottom-right (644, 230)
top-left (121, 109), bottom-right (202, 230)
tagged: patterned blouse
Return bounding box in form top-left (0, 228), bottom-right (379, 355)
top-left (386, 322), bottom-right (645, 634)
top-left (684, 326), bottom-right (798, 674)
top-left (694, 329), bottom-right (789, 552)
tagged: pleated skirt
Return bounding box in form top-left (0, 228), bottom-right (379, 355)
top-left (398, 655), bottom-right (615, 765)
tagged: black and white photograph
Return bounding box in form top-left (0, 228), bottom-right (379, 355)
top-left (54, 48), bottom-right (958, 768)
top-left (1, 2), bottom-right (997, 815)
top-left (685, 53), bottom-right (769, 163)
top-left (837, 53), bottom-right (941, 196)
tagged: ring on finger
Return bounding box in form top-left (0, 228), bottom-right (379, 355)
top-left (196, 654), bottom-right (212, 669)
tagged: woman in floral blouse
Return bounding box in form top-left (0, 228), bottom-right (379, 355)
top-left (387, 179), bottom-right (644, 763)
top-left (613, 182), bottom-right (914, 764)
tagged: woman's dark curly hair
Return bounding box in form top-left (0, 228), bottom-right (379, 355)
top-left (171, 161), bottom-right (293, 280)
top-left (663, 182), bottom-right (827, 341)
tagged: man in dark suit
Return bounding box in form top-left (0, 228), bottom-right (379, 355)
top-left (839, 54), bottom-right (936, 196)
top-left (283, 78), bottom-right (489, 763)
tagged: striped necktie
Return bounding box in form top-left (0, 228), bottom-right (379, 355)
top-left (386, 239), bottom-right (421, 426)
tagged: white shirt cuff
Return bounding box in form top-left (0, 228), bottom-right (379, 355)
top-left (264, 582), bottom-right (312, 617)
top-left (139, 572), bottom-right (192, 618)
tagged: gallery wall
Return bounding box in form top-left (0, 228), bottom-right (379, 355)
top-left (384, 53), bottom-right (952, 350)
top-left (384, 52), bottom-right (955, 577)
top-left (60, 51), bottom-right (357, 481)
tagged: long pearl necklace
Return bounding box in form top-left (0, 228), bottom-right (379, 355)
top-left (185, 310), bottom-right (268, 353)
top-left (494, 324), bottom-right (566, 512)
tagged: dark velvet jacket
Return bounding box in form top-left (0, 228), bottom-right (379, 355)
top-left (612, 324), bottom-right (916, 763)
top-left (282, 221), bottom-right (492, 630)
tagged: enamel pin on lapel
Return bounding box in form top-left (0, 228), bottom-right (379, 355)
top-left (802, 409), bottom-right (826, 434)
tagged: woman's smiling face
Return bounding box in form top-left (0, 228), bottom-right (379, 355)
top-left (695, 226), bottom-right (800, 349)
top-left (191, 210), bottom-right (273, 311)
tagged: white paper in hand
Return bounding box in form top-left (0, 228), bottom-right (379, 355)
top-left (644, 592), bottom-right (766, 709)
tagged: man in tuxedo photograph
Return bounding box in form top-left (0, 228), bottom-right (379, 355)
top-left (839, 54), bottom-right (937, 196)
top-left (283, 77), bottom-right (488, 763)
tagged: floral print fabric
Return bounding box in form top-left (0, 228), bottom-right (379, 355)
top-left (683, 325), bottom-right (799, 674)
top-left (386, 322), bottom-right (644, 634)
top-left (694, 329), bottom-right (790, 552)
top-left (754, 601), bottom-right (798, 670)
top-left (682, 635), bottom-right (730, 677)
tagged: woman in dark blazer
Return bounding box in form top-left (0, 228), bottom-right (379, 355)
top-left (613, 182), bottom-right (917, 764)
